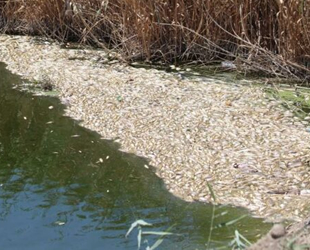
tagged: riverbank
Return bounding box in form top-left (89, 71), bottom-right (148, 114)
top-left (248, 216), bottom-right (310, 249)
top-left (0, 34), bottom-right (310, 222)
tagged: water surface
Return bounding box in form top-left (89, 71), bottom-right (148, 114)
top-left (0, 63), bottom-right (270, 249)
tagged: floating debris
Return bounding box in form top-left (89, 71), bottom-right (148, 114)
top-left (221, 61), bottom-right (237, 69)
top-left (71, 135), bottom-right (80, 138)
top-left (54, 221), bottom-right (66, 226)
top-left (96, 158), bottom-right (104, 163)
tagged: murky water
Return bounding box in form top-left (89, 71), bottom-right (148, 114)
top-left (0, 63), bottom-right (270, 249)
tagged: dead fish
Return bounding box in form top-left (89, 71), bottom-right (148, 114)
top-left (267, 189), bottom-right (300, 195)
top-left (232, 163), bottom-right (258, 173)
top-left (300, 189), bottom-right (310, 195)
top-left (287, 160), bottom-right (302, 168)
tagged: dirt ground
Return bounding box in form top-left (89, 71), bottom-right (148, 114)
top-left (249, 216), bottom-right (310, 250)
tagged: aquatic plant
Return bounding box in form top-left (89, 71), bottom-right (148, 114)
top-left (206, 182), bottom-right (252, 249)
top-left (265, 85), bottom-right (310, 120)
top-left (125, 219), bottom-right (174, 250)
top-left (229, 230), bottom-right (252, 249)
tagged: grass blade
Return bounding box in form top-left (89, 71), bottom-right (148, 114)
top-left (207, 182), bottom-right (216, 202)
top-left (149, 238), bottom-right (164, 250)
top-left (126, 220), bottom-right (152, 238)
top-left (223, 214), bottom-right (247, 227)
top-left (137, 228), bottom-right (142, 249)
top-left (142, 231), bottom-right (174, 236)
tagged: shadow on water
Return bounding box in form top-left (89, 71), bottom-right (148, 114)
top-left (0, 63), bottom-right (271, 250)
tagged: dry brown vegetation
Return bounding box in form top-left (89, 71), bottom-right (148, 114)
top-left (0, 0), bottom-right (310, 81)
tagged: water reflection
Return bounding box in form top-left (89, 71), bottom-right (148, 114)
top-left (0, 63), bottom-right (270, 249)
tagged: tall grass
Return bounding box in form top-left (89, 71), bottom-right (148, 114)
top-left (1, 0), bottom-right (310, 81)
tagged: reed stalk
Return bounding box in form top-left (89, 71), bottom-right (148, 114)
top-left (1, 0), bottom-right (309, 81)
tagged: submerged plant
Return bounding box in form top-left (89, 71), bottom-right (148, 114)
top-left (206, 182), bottom-right (252, 249)
top-left (125, 219), bottom-right (174, 250)
top-left (229, 230), bottom-right (252, 249)
top-left (206, 182), bottom-right (217, 249)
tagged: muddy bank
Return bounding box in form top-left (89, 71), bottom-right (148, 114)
top-left (248, 217), bottom-right (310, 250)
top-left (0, 35), bottom-right (310, 222)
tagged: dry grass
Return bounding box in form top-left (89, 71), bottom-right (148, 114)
top-left (1, 0), bottom-right (310, 81)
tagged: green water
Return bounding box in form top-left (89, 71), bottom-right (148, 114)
top-left (0, 63), bottom-right (270, 249)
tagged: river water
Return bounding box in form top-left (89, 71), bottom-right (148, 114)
top-left (0, 63), bottom-right (270, 249)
